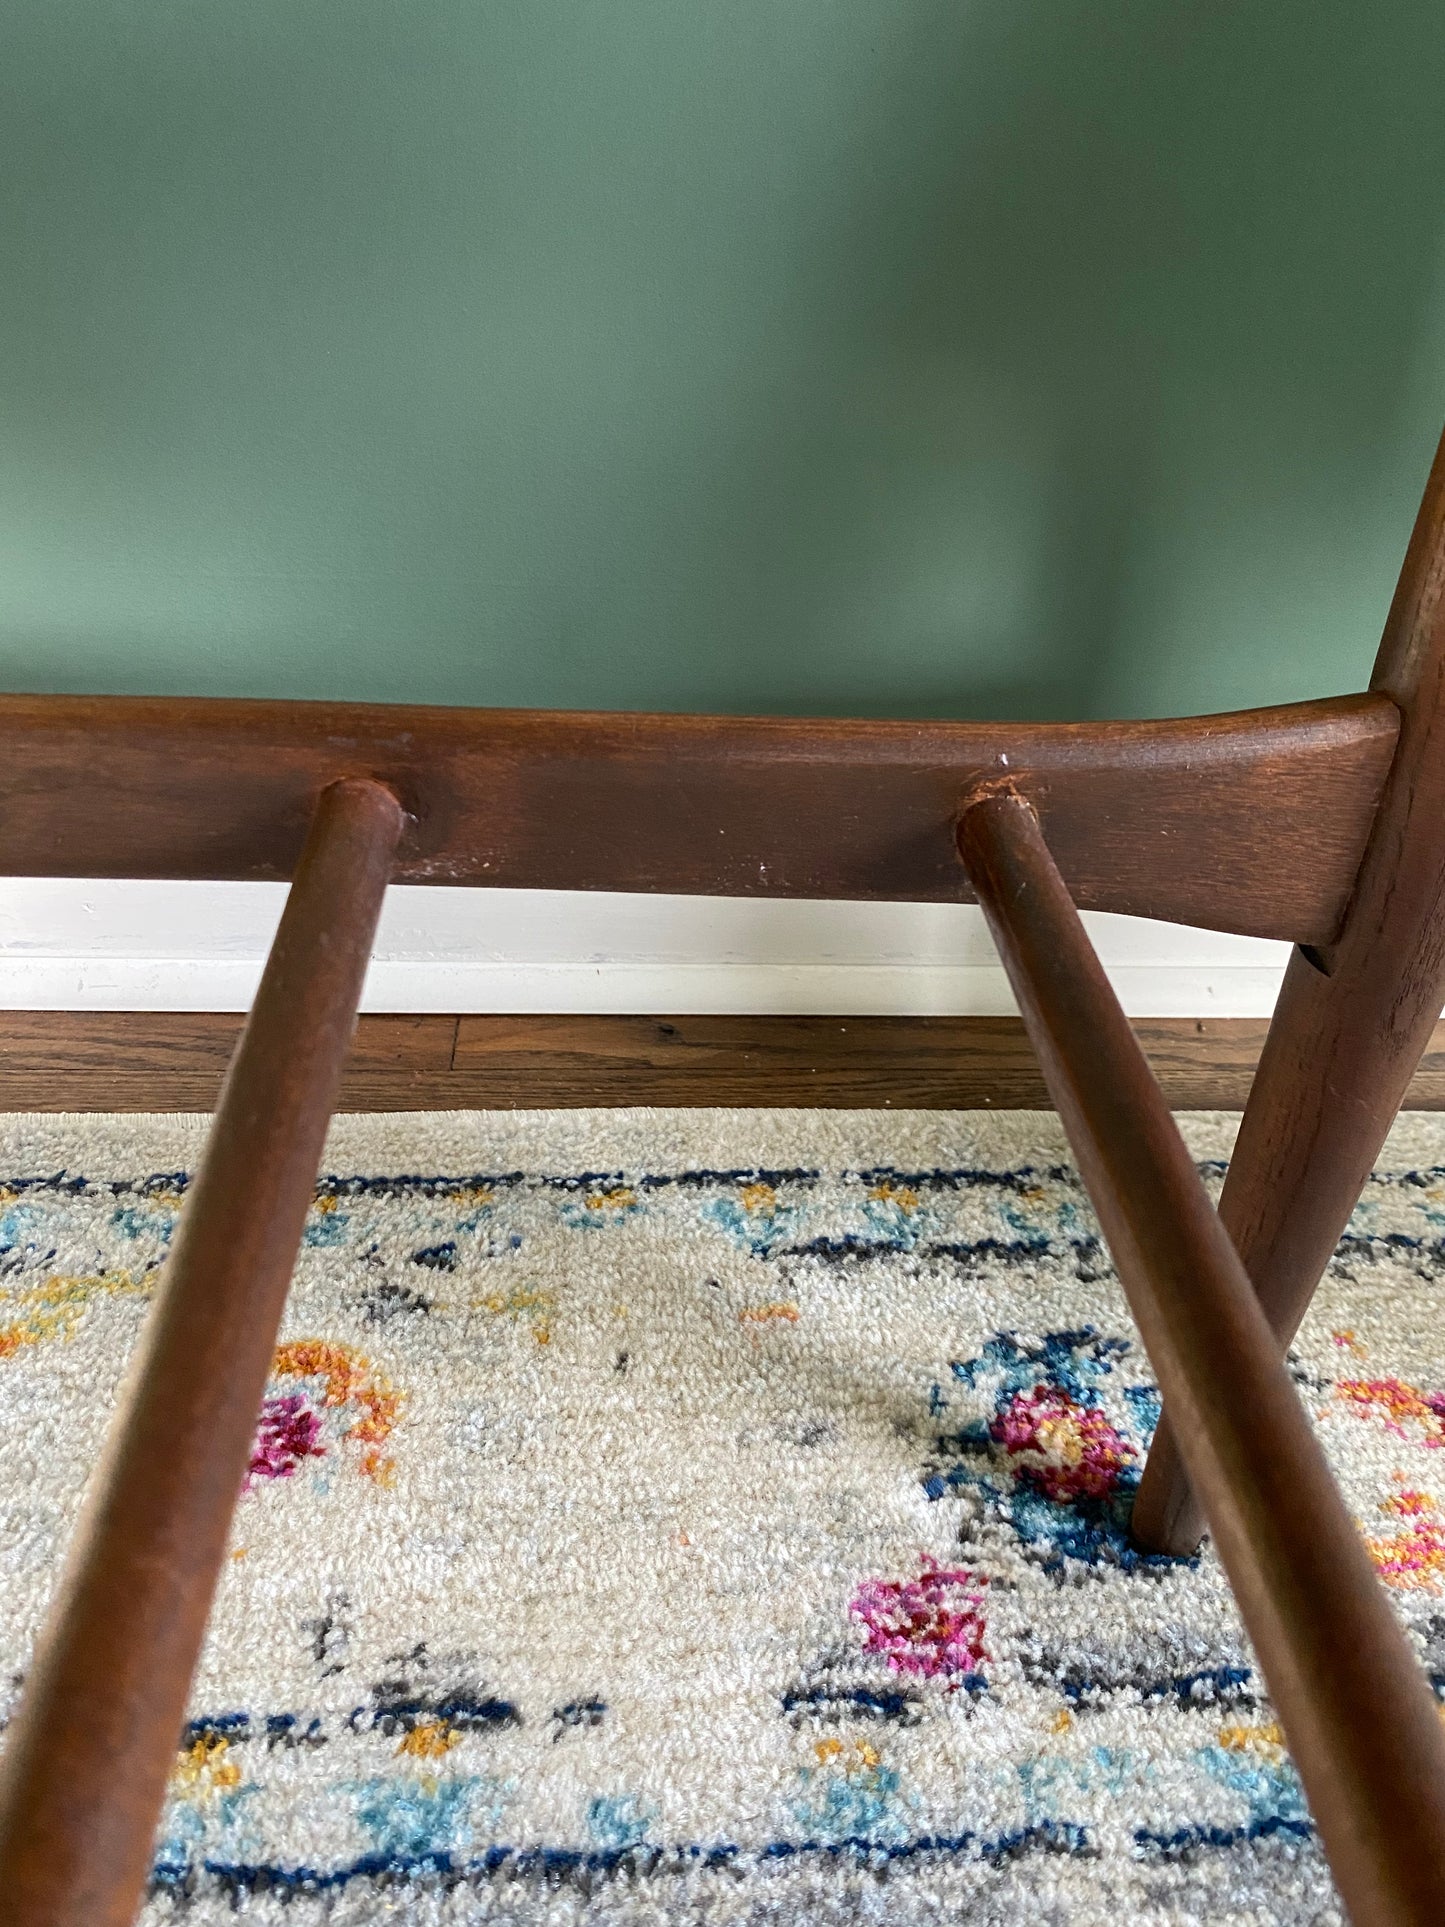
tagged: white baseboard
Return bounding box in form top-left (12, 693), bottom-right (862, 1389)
top-left (0, 880), bottom-right (1292, 1017)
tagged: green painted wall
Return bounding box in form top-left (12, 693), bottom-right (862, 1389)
top-left (5, 2), bottom-right (1445, 721)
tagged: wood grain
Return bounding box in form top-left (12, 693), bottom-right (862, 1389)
top-left (958, 788), bottom-right (1445, 1927)
top-left (5, 1011), bottom-right (1445, 1112)
top-left (0, 780), bottom-right (405, 1927)
top-left (1136, 423), bottom-right (1445, 1556)
top-left (0, 1012), bottom-right (454, 1107)
top-left (0, 691), bottom-right (1400, 942)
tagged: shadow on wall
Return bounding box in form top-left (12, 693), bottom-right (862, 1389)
top-left (3, 0), bottom-right (1445, 719)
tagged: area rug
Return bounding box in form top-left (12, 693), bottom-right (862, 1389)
top-left (4, 1108), bottom-right (1445, 1926)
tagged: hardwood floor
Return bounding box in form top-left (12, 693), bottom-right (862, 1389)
top-left (3, 1011), bottom-right (1444, 1111)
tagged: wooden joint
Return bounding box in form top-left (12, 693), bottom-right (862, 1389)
top-left (957, 788), bottom-right (1445, 1927)
top-left (0, 689), bottom-right (1401, 944)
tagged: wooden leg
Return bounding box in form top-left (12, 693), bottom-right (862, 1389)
top-left (1133, 943), bottom-right (1445, 1554)
top-left (959, 790), bottom-right (1445, 1927)
top-left (0, 778), bottom-right (404, 1927)
top-left (1134, 423), bottom-right (1445, 1557)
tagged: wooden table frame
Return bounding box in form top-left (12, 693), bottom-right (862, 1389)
top-left (5, 428), bottom-right (1445, 1923)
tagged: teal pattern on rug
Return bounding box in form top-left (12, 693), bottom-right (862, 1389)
top-left (3, 1108), bottom-right (1444, 1926)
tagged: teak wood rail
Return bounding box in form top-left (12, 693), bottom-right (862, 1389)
top-left (3, 429), bottom-right (1445, 1923)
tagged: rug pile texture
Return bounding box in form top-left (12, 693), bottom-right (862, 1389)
top-left (4, 1107), bottom-right (1445, 1926)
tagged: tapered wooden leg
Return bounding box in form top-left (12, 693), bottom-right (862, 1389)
top-left (1133, 943), bottom-right (1445, 1553)
top-left (1134, 423), bottom-right (1445, 1557)
top-left (0, 778), bottom-right (404, 1927)
top-left (959, 789), bottom-right (1445, 1927)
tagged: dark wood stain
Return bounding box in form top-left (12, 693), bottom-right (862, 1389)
top-left (0, 690), bottom-right (1399, 943)
top-left (959, 788), bottom-right (1445, 1927)
top-left (5, 418), bottom-right (1445, 1921)
top-left (0, 780), bottom-right (405, 1927)
top-left (5, 1010), bottom-right (1445, 1112)
top-left (1136, 425), bottom-right (1445, 1559)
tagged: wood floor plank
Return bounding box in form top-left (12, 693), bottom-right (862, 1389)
top-left (0, 1011), bottom-right (455, 1073)
top-left (2, 1011), bottom-right (1444, 1112)
top-left (0, 1015), bottom-right (458, 1112)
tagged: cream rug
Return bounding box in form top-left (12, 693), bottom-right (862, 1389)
top-left (4, 1108), bottom-right (1445, 1926)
